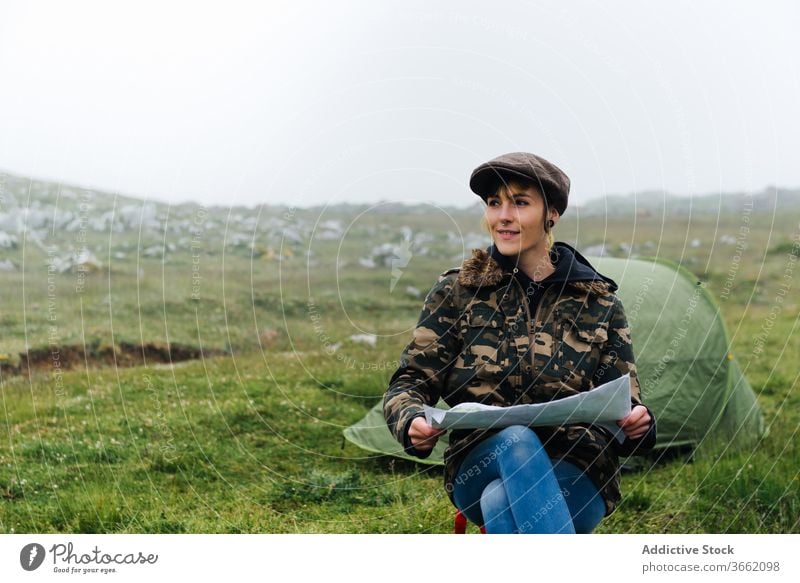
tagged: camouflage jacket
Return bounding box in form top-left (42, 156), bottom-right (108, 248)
top-left (383, 242), bottom-right (656, 516)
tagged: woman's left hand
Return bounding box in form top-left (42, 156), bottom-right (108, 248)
top-left (617, 405), bottom-right (652, 440)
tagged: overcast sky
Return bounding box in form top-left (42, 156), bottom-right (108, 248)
top-left (0, 1), bottom-right (798, 208)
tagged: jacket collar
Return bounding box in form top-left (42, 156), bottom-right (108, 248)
top-left (457, 242), bottom-right (618, 295)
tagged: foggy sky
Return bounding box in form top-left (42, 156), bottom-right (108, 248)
top-left (0, 0), bottom-right (798, 208)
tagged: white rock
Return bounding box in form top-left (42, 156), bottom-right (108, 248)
top-left (0, 231), bottom-right (18, 248)
top-left (320, 219), bottom-right (343, 231)
top-left (349, 334), bottom-right (377, 347)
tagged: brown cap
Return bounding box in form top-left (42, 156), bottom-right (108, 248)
top-left (469, 152), bottom-right (571, 215)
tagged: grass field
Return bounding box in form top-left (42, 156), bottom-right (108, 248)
top-left (1, 191), bottom-right (798, 533)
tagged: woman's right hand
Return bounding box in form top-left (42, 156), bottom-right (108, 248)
top-left (408, 417), bottom-right (446, 452)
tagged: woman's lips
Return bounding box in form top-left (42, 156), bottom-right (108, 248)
top-left (497, 230), bottom-right (519, 240)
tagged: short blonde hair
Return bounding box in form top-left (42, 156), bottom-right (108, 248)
top-left (480, 179), bottom-right (555, 250)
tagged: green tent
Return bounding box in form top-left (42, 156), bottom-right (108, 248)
top-left (344, 256), bottom-right (765, 463)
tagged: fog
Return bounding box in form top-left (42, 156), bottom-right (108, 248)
top-left (0, 0), bottom-right (798, 208)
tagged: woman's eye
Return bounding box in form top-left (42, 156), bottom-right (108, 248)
top-left (515, 199), bottom-right (528, 206)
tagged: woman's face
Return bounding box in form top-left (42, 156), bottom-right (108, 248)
top-left (485, 183), bottom-right (556, 259)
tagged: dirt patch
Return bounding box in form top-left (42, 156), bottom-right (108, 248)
top-left (0, 342), bottom-right (226, 376)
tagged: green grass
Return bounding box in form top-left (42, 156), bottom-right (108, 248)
top-left (1, 205), bottom-right (798, 533)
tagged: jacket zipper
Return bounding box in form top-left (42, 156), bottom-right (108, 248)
top-left (511, 270), bottom-right (553, 381)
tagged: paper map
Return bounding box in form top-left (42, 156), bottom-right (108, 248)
top-left (423, 373), bottom-right (631, 443)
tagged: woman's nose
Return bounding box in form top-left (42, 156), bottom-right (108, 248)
top-left (498, 201), bottom-right (515, 222)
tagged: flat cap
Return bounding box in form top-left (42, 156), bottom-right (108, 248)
top-left (469, 152), bottom-right (571, 215)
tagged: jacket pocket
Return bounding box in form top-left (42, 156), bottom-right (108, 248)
top-left (460, 305), bottom-right (505, 380)
top-left (551, 317), bottom-right (608, 389)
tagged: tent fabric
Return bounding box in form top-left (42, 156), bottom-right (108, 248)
top-left (344, 256), bottom-right (765, 464)
top-left (343, 400), bottom-right (449, 465)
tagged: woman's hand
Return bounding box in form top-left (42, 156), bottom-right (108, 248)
top-left (408, 417), bottom-right (447, 452)
top-left (617, 405), bottom-right (652, 440)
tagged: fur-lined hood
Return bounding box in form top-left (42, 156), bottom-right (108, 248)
top-left (456, 242), bottom-right (617, 296)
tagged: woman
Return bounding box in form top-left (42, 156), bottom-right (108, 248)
top-left (383, 152), bottom-right (656, 534)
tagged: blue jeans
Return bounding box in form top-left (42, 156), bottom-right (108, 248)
top-left (452, 425), bottom-right (606, 534)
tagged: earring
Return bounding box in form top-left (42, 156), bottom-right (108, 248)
top-left (547, 219), bottom-right (555, 228)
